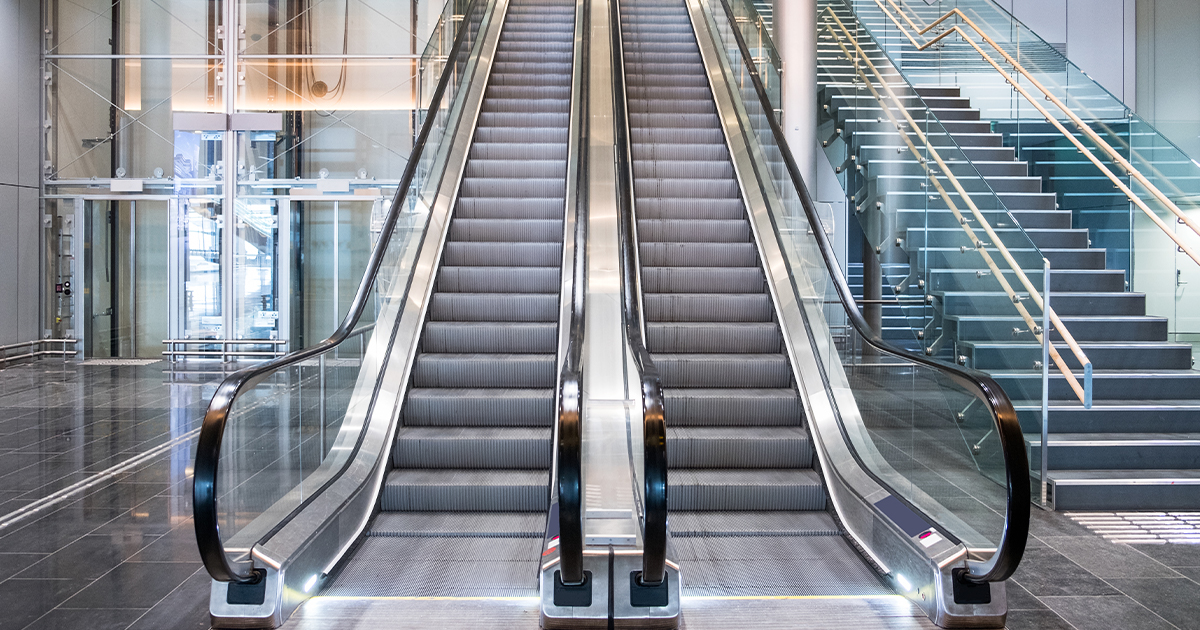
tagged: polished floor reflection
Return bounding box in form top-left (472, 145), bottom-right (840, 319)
top-left (1, 358), bottom-right (1199, 630)
top-left (0, 359), bottom-right (221, 630)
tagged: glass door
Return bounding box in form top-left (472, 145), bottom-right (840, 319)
top-left (81, 199), bottom-right (170, 358)
top-left (172, 197), bottom-right (225, 342)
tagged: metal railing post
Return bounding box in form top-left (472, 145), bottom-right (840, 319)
top-left (1041, 258), bottom-right (1050, 506)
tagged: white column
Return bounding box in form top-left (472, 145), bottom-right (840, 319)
top-left (774, 0), bottom-right (818, 189)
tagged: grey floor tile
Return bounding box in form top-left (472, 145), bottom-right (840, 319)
top-left (1004, 609), bottom-right (1077, 630)
top-left (15, 534), bottom-right (154, 580)
top-left (1042, 595), bottom-right (1176, 630)
top-left (1178, 567), bottom-right (1200, 584)
top-left (1011, 547), bottom-right (1120, 597)
top-left (1133, 543), bottom-right (1200, 569)
top-left (22, 607), bottom-right (146, 630)
top-left (61, 561), bottom-right (202, 610)
top-left (1108, 577), bottom-right (1200, 630)
top-left (1040, 536), bottom-right (1180, 579)
top-left (1005, 580), bottom-right (1050, 611)
top-left (129, 523), bottom-right (201, 563)
top-left (125, 568), bottom-right (211, 630)
top-left (0, 553), bottom-right (47, 580)
top-left (0, 578), bottom-right (92, 630)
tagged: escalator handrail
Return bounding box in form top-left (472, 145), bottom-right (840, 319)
top-left (610, 0), bottom-right (669, 587)
top-left (712, 0), bottom-right (1028, 583)
top-left (193, 0), bottom-right (484, 585)
top-left (556, 0), bottom-right (590, 587)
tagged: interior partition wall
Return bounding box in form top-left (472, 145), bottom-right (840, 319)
top-left (42, 0), bottom-right (443, 358)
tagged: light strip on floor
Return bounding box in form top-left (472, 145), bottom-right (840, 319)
top-left (1067, 512), bottom-right (1200, 545)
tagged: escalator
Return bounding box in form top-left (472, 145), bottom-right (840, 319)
top-left (610, 0), bottom-right (1031, 625)
top-left (192, 0), bottom-right (586, 624)
top-left (619, 0), bottom-right (891, 596)
top-left (192, 0), bottom-right (1032, 625)
top-left (314, 0), bottom-right (574, 598)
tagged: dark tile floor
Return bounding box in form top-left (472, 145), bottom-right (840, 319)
top-left (0, 358), bottom-right (1197, 629)
top-left (0, 360), bottom-right (217, 630)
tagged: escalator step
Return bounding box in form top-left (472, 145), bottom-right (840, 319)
top-left (412, 354), bottom-right (554, 388)
top-left (394, 427), bottom-right (552, 469)
top-left (667, 469), bottom-right (826, 511)
top-left (403, 388), bottom-right (554, 427)
top-left (382, 469), bottom-right (550, 512)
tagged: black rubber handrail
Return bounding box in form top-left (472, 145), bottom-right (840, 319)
top-left (714, 0), bottom-right (1028, 583)
top-left (555, 0), bottom-right (590, 587)
top-left (610, 0), bottom-right (669, 587)
top-left (194, 0), bottom-right (483, 585)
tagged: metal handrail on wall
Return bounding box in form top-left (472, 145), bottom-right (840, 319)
top-left (822, 8), bottom-right (1094, 408)
top-left (874, 0), bottom-right (1200, 269)
top-left (0, 339), bottom-right (77, 367)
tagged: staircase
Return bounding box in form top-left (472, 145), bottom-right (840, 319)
top-left (818, 0), bottom-right (1200, 510)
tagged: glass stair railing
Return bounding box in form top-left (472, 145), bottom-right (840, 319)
top-left (830, 0), bottom-right (1200, 510)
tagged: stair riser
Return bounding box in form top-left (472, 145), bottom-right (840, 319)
top-left (910, 247), bottom-right (1106, 271)
top-left (928, 270), bottom-right (1123, 293)
top-left (967, 345), bottom-right (1191, 371)
top-left (1029, 443), bottom-right (1200, 471)
top-left (907, 230), bottom-right (1088, 250)
top-left (1016, 408), bottom-right (1200, 434)
top-left (941, 293), bottom-right (1145, 317)
top-left (951, 318), bottom-right (1167, 343)
top-left (996, 374), bottom-right (1200, 400)
top-left (1049, 483), bottom-right (1200, 510)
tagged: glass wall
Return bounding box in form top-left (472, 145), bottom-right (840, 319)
top-left (44, 0), bottom-right (444, 358)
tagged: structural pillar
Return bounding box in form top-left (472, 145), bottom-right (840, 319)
top-left (774, 0), bottom-right (818, 190)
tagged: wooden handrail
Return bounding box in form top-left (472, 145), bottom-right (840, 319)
top-left (871, 0), bottom-right (1200, 269)
top-left (822, 8), bottom-right (1092, 407)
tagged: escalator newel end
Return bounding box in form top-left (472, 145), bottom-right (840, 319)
top-left (629, 571), bottom-right (669, 607)
top-left (554, 570), bottom-right (593, 607)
